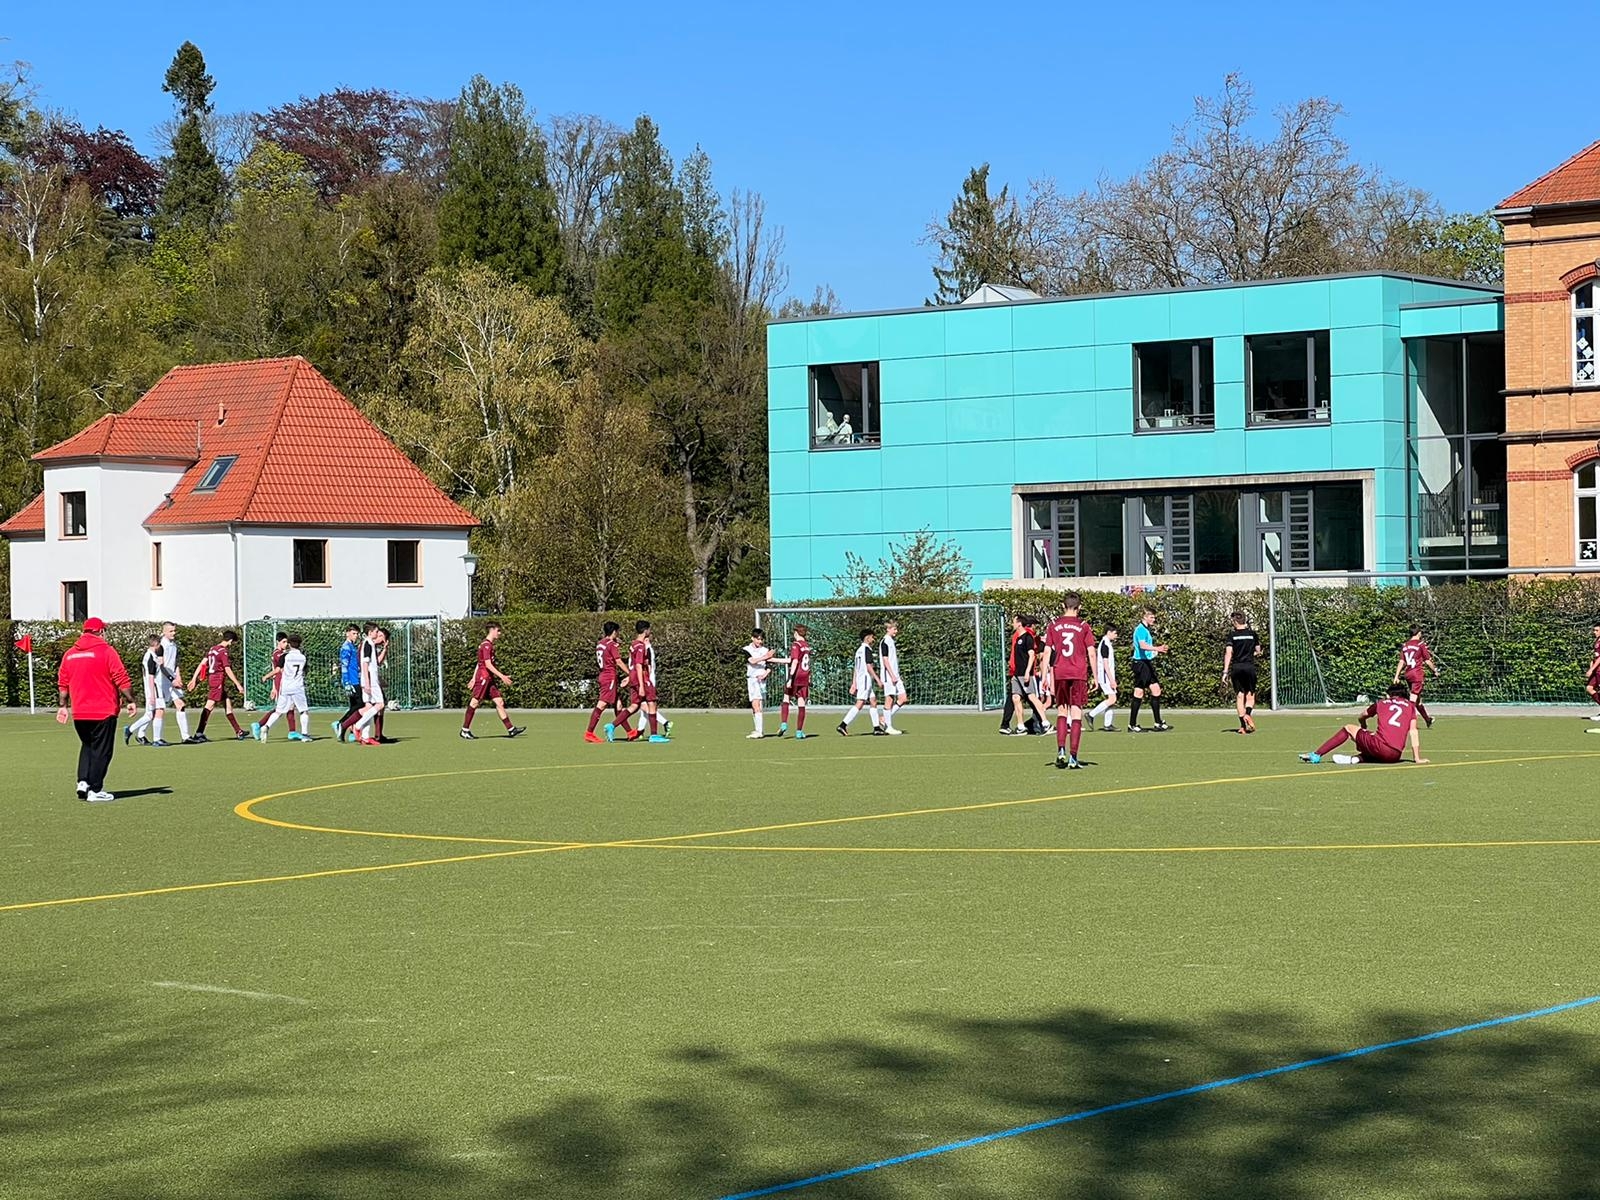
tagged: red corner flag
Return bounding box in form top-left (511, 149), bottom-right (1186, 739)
top-left (14, 634), bottom-right (30, 654)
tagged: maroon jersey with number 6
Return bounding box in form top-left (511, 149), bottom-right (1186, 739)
top-left (1043, 616), bottom-right (1094, 681)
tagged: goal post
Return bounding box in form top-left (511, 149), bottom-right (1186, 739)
top-left (753, 603), bottom-right (1009, 710)
top-left (1267, 568), bottom-right (1600, 709)
top-left (240, 615), bottom-right (445, 710)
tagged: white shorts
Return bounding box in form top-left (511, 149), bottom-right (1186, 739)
top-left (275, 688), bottom-right (309, 714)
top-left (852, 672), bottom-right (876, 698)
top-left (883, 675), bottom-right (906, 700)
top-left (747, 676), bottom-right (766, 704)
top-left (155, 677), bottom-right (178, 707)
top-left (362, 686), bottom-right (385, 707)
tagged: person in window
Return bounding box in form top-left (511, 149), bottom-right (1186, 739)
top-left (816, 411), bottom-right (839, 441)
top-left (833, 414), bottom-right (854, 444)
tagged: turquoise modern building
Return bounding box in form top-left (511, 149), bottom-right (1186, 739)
top-left (766, 273), bottom-right (1506, 600)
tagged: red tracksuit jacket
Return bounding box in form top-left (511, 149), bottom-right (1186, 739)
top-left (58, 635), bottom-right (131, 720)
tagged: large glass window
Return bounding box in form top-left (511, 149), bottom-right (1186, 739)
top-left (1409, 334), bottom-right (1507, 571)
top-left (293, 539), bottom-right (328, 586)
top-left (61, 580), bottom-right (88, 622)
top-left (60, 491), bottom-right (87, 538)
top-left (1024, 495), bottom-right (1124, 579)
top-left (1247, 331), bottom-right (1330, 424)
top-left (810, 362), bottom-right (880, 449)
top-left (1576, 284), bottom-right (1597, 386)
top-left (1135, 340), bottom-right (1214, 431)
top-left (387, 539), bottom-right (420, 585)
top-left (1579, 461), bottom-right (1598, 564)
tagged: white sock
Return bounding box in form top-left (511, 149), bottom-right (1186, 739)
top-left (130, 708), bottom-right (153, 736)
top-left (843, 706), bottom-right (860, 727)
top-left (356, 708), bottom-right (378, 734)
top-left (263, 712), bottom-right (278, 732)
top-left (175, 709), bottom-right (190, 739)
top-left (883, 705), bottom-right (896, 730)
top-left (1104, 709), bottom-right (1115, 728)
top-left (869, 705), bottom-right (880, 728)
top-left (753, 712), bottom-right (764, 735)
top-left (153, 713), bottom-right (164, 742)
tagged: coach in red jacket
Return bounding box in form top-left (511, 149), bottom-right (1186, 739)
top-left (57, 618), bottom-right (136, 803)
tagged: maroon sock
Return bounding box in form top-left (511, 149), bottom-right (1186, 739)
top-left (502, 713), bottom-right (513, 730)
top-left (1069, 719), bottom-right (1082, 757)
top-left (463, 706), bottom-right (476, 729)
top-left (780, 701), bottom-right (789, 724)
top-left (796, 707), bottom-right (806, 730)
top-left (587, 708), bottom-right (601, 733)
top-left (1416, 703), bottom-right (1431, 722)
top-left (1315, 729), bottom-right (1351, 756)
top-left (648, 712), bottom-right (658, 734)
top-left (1056, 716), bottom-right (1068, 751)
top-left (226, 711), bottom-right (242, 735)
top-left (375, 715), bottom-right (384, 739)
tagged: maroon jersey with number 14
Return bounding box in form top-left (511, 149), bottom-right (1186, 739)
top-left (1400, 637), bottom-right (1432, 683)
top-left (1044, 616), bottom-right (1094, 681)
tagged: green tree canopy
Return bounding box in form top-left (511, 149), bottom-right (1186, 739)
top-left (926, 163), bottom-right (1038, 304)
top-left (158, 42), bottom-right (224, 231)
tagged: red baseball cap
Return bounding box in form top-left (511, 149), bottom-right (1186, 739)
top-left (83, 617), bottom-right (106, 633)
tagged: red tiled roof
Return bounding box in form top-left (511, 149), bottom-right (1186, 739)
top-left (16, 357), bottom-right (477, 532)
top-left (0, 493), bottom-right (44, 539)
top-left (1498, 139), bottom-right (1600, 210)
top-left (33, 413), bottom-right (201, 463)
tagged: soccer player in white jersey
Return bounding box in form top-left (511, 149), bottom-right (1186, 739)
top-left (878, 620), bottom-right (906, 735)
top-left (838, 629), bottom-right (885, 736)
top-left (351, 626), bottom-right (389, 746)
top-left (125, 634), bottom-right (162, 746)
top-left (155, 622), bottom-right (191, 746)
top-left (744, 628), bottom-right (776, 739)
top-left (1087, 624), bottom-right (1120, 731)
top-left (256, 634), bottom-right (311, 741)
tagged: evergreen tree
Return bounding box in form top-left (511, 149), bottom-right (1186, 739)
top-left (594, 115), bottom-right (696, 330)
top-left (158, 41), bottom-right (224, 231)
top-left (436, 76), bottom-right (562, 296)
top-left (927, 163), bottom-right (1034, 304)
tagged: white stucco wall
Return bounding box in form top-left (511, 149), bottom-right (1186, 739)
top-left (235, 527), bottom-right (472, 621)
top-left (10, 462), bottom-right (187, 621)
top-left (150, 530), bottom-right (238, 625)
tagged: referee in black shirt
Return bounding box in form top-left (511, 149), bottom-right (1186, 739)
top-left (1222, 611), bottom-right (1260, 733)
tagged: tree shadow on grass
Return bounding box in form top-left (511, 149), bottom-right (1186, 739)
top-left (223, 999), bottom-right (1600, 1200)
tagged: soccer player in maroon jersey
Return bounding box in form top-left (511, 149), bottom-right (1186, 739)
top-left (608, 623), bottom-right (652, 743)
top-left (251, 634), bottom-right (290, 741)
top-left (585, 621), bottom-right (623, 743)
top-left (186, 630), bottom-right (248, 742)
top-left (461, 622), bottom-right (524, 739)
top-left (778, 624), bottom-right (813, 739)
top-left (1584, 623), bottom-right (1600, 720)
top-left (1041, 592), bottom-right (1095, 769)
top-left (1300, 683), bottom-right (1427, 764)
top-left (631, 622), bottom-right (667, 741)
top-left (1393, 626), bottom-right (1443, 727)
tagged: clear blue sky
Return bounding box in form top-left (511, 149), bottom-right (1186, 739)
top-left (3, 2), bottom-right (1582, 311)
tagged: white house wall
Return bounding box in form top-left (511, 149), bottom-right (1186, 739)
top-left (7, 538), bottom-right (51, 619)
top-left (235, 528), bottom-right (471, 621)
top-left (151, 530), bottom-right (238, 625)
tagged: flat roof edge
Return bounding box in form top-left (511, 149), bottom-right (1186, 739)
top-left (770, 271), bottom-right (1504, 325)
top-left (1398, 296), bottom-right (1505, 311)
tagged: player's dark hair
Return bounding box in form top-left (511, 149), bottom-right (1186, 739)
top-left (1143, 607), bottom-right (1156, 618)
top-left (1230, 611), bottom-right (1245, 625)
top-left (147, 633), bottom-right (160, 643)
top-left (1061, 591), bottom-right (1081, 611)
top-left (635, 620), bottom-right (650, 633)
top-left (365, 622), bottom-right (379, 634)
top-left (860, 628), bottom-right (873, 640)
top-left (486, 621), bottom-right (501, 633)
top-left (276, 633), bottom-right (288, 643)
top-left (794, 624), bottom-right (809, 637)
top-left (346, 624), bottom-right (359, 634)
top-left (603, 621), bottom-right (620, 635)
top-left (1104, 623), bottom-right (1119, 634)
top-left (1388, 682), bottom-right (1411, 698)
top-left (1408, 625), bottom-right (1421, 636)
top-left (752, 627), bottom-right (764, 639)
top-left (223, 630), bottom-right (238, 643)
top-left (378, 626), bottom-right (391, 638)
top-left (287, 633), bottom-right (302, 649)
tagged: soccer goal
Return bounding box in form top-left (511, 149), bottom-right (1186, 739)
top-left (753, 603), bottom-right (1009, 709)
top-left (1266, 567), bottom-right (1600, 709)
top-left (240, 616), bottom-right (445, 710)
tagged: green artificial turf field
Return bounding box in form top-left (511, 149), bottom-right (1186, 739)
top-left (6, 709), bottom-right (1600, 1199)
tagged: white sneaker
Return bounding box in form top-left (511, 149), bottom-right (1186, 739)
top-left (746, 731), bottom-right (764, 739)
top-left (1330, 754), bottom-right (1359, 765)
top-left (84, 790), bottom-right (116, 803)
top-left (77, 780), bottom-right (89, 796)
top-left (885, 727), bottom-right (903, 735)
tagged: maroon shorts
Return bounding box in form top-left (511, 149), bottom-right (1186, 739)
top-left (628, 682), bottom-right (657, 706)
top-left (1587, 669), bottom-right (1600, 691)
top-left (471, 676), bottom-right (501, 703)
top-left (598, 677), bottom-right (618, 706)
top-left (1053, 676), bottom-right (1089, 709)
top-left (207, 677), bottom-right (226, 703)
top-left (1354, 730), bottom-right (1403, 763)
top-left (785, 678), bottom-right (810, 701)
top-left (1405, 676), bottom-right (1426, 700)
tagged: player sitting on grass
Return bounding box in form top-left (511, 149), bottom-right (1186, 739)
top-left (1395, 626), bottom-right (1443, 728)
top-left (125, 634), bottom-right (161, 747)
top-left (744, 628), bottom-right (777, 739)
top-left (838, 629), bottom-right (884, 737)
top-left (187, 630), bottom-right (248, 742)
top-left (1043, 592), bottom-right (1094, 769)
top-left (1299, 683), bottom-right (1427, 765)
top-left (586, 622), bottom-right (624, 743)
top-left (255, 634), bottom-right (311, 741)
top-left (879, 621), bottom-right (906, 735)
top-left (1222, 611), bottom-right (1260, 734)
top-left (778, 624), bottom-right (812, 739)
top-left (461, 622), bottom-right (524, 739)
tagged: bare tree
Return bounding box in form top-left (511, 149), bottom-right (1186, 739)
top-left (546, 112), bottom-right (622, 325)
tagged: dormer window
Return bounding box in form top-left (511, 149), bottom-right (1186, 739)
top-left (195, 455), bottom-right (237, 492)
top-left (1575, 283), bottom-right (1597, 385)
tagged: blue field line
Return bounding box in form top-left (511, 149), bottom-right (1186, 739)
top-left (715, 993), bottom-right (1600, 1200)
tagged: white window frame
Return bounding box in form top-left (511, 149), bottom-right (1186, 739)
top-left (1578, 461), bottom-right (1598, 564)
top-left (1575, 284), bottom-right (1598, 387)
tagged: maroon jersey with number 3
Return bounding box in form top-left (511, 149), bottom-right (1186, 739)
top-left (1044, 616), bottom-right (1094, 681)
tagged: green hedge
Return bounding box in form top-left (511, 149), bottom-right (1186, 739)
top-left (7, 578), bottom-right (1596, 710)
top-left (1, 620), bottom-right (231, 708)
